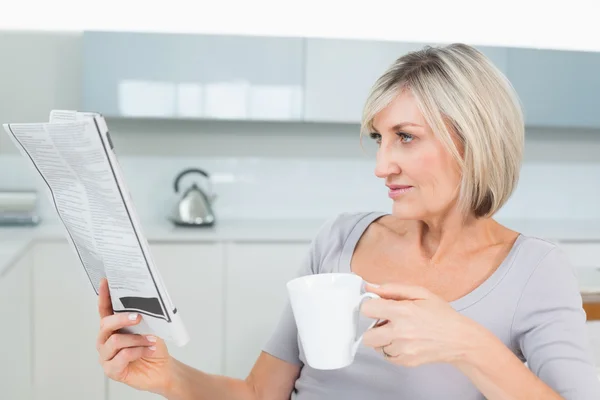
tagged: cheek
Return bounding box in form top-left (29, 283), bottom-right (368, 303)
top-left (409, 147), bottom-right (461, 192)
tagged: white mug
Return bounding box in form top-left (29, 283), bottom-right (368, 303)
top-left (286, 273), bottom-right (380, 370)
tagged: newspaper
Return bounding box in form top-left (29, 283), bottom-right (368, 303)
top-left (3, 110), bottom-right (189, 346)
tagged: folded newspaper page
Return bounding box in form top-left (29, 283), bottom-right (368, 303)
top-left (3, 110), bottom-right (189, 346)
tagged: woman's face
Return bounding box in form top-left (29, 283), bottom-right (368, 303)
top-left (370, 89), bottom-right (463, 220)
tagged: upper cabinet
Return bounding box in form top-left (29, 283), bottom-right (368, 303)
top-left (477, 45), bottom-right (509, 75)
top-left (302, 39), bottom-right (510, 124)
top-left (506, 48), bottom-right (600, 129)
top-left (82, 31), bottom-right (304, 121)
top-left (81, 31), bottom-right (600, 129)
top-left (303, 39), bottom-right (426, 124)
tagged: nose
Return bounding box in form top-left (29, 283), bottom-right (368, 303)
top-left (374, 144), bottom-right (401, 179)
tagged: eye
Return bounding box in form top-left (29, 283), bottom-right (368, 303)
top-left (369, 132), bottom-right (382, 144)
top-left (397, 132), bottom-right (414, 143)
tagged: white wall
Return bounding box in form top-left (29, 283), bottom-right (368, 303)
top-left (0, 30), bottom-right (81, 153)
top-left (1, 31), bottom-right (600, 222)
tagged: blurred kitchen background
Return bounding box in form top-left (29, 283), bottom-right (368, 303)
top-left (1, 28), bottom-right (600, 400)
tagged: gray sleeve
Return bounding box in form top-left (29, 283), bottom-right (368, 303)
top-left (261, 215), bottom-right (339, 365)
top-left (512, 246), bottom-right (600, 399)
top-left (260, 260), bottom-right (310, 366)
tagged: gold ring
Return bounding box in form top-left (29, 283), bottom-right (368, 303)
top-left (381, 346), bottom-right (393, 358)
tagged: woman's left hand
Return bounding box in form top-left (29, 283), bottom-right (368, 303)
top-left (361, 283), bottom-right (488, 367)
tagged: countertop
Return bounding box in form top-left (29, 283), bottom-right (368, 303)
top-left (3, 217), bottom-right (600, 297)
top-left (0, 218), bottom-right (327, 277)
top-left (0, 218), bottom-right (328, 244)
top-left (6, 216), bottom-right (600, 244)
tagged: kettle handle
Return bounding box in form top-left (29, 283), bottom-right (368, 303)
top-left (173, 168), bottom-right (211, 193)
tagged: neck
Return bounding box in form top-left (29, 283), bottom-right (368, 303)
top-left (414, 209), bottom-right (502, 264)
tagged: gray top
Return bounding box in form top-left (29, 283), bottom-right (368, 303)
top-left (263, 211), bottom-right (600, 399)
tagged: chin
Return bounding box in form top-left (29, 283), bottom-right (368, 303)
top-left (390, 202), bottom-right (425, 220)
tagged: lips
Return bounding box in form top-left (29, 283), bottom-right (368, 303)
top-left (387, 184), bottom-right (413, 199)
top-left (386, 184), bottom-right (412, 190)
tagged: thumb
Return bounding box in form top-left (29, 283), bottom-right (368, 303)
top-left (365, 282), bottom-right (432, 301)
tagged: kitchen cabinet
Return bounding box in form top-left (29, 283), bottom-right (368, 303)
top-left (0, 251), bottom-right (32, 400)
top-left (478, 45), bottom-right (509, 76)
top-left (302, 38), bottom-right (509, 124)
top-left (506, 47), bottom-right (600, 129)
top-left (224, 241), bottom-right (310, 378)
top-left (32, 241), bottom-right (105, 400)
top-left (31, 240), bottom-right (225, 400)
top-left (82, 31), bottom-right (304, 121)
top-left (80, 30), bottom-right (600, 129)
top-left (303, 38), bottom-right (424, 124)
top-left (108, 242), bottom-right (225, 400)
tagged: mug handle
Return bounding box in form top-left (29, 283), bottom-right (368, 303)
top-left (351, 292), bottom-right (381, 356)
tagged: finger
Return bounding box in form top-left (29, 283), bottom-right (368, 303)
top-left (100, 333), bottom-right (157, 362)
top-left (366, 282), bottom-right (432, 301)
top-left (103, 346), bottom-right (155, 380)
top-left (360, 298), bottom-right (400, 320)
top-left (98, 278), bottom-right (113, 319)
top-left (97, 312), bottom-right (141, 348)
top-left (380, 341), bottom-right (422, 366)
top-left (362, 323), bottom-right (394, 348)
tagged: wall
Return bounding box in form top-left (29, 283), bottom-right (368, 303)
top-left (1, 31), bottom-right (600, 222)
top-left (0, 30), bottom-right (81, 148)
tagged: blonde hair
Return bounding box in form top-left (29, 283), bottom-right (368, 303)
top-left (361, 43), bottom-right (524, 218)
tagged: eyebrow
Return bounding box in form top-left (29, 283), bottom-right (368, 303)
top-left (371, 122), bottom-right (423, 132)
top-left (391, 122), bottom-right (422, 130)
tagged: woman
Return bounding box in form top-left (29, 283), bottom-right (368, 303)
top-left (96, 43), bottom-right (600, 399)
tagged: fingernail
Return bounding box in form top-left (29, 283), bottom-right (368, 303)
top-left (146, 335), bottom-right (157, 343)
top-left (149, 346), bottom-right (156, 351)
top-left (128, 313), bottom-right (139, 321)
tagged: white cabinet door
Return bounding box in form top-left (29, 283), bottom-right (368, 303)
top-left (507, 47), bottom-right (600, 128)
top-left (33, 241), bottom-right (106, 400)
top-left (224, 242), bottom-right (310, 379)
top-left (108, 242), bottom-right (224, 400)
top-left (0, 251), bottom-right (32, 400)
top-left (83, 31), bottom-right (304, 121)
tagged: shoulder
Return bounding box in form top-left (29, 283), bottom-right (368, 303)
top-left (511, 234), bottom-right (583, 325)
top-left (313, 211), bottom-right (385, 242)
top-left (307, 211), bottom-right (386, 272)
top-left (513, 234), bottom-right (578, 285)
top-left (509, 237), bottom-right (598, 395)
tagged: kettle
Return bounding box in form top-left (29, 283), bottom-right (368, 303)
top-left (170, 168), bottom-right (217, 227)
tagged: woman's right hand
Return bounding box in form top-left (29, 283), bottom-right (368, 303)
top-left (96, 278), bottom-right (173, 395)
